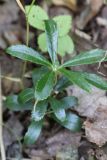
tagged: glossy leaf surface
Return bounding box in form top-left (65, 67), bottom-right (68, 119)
top-left (6, 45), bottom-right (51, 67)
top-left (35, 71), bottom-right (55, 100)
top-left (24, 120), bottom-right (42, 145)
top-left (60, 68), bottom-right (92, 92)
top-left (50, 98), bottom-right (66, 122)
top-left (82, 72), bottom-right (107, 90)
top-left (45, 20), bottom-right (58, 63)
top-left (5, 95), bottom-right (32, 111)
top-left (32, 100), bottom-right (48, 121)
top-left (62, 49), bottom-right (107, 67)
top-left (18, 88), bottom-right (34, 104)
top-left (54, 76), bottom-right (72, 92)
top-left (61, 96), bottom-right (78, 109)
top-left (58, 112), bottom-right (82, 132)
top-left (38, 33), bottom-right (74, 56)
top-left (32, 67), bottom-right (49, 86)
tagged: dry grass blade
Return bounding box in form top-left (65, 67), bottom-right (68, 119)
top-left (16, 0), bottom-right (25, 13)
top-left (0, 75), bottom-right (21, 82)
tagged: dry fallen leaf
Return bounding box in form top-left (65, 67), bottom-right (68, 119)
top-left (52, 0), bottom-right (78, 11)
top-left (46, 130), bottom-right (81, 156)
top-left (0, 0), bottom-right (19, 32)
top-left (52, 0), bottom-right (103, 29)
top-left (68, 86), bottom-right (107, 118)
top-left (3, 115), bottom-right (23, 149)
top-left (84, 106), bottom-right (107, 147)
top-left (95, 148), bottom-right (107, 160)
top-left (67, 86), bottom-right (107, 146)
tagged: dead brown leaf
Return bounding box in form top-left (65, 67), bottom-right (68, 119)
top-left (46, 129), bottom-right (81, 156)
top-left (68, 86), bottom-right (107, 118)
top-left (84, 106), bottom-right (107, 147)
top-left (0, 0), bottom-right (25, 49)
top-left (95, 148), bottom-right (107, 160)
top-left (67, 86), bottom-right (107, 146)
top-left (52, 0), bottom-right (103, 29)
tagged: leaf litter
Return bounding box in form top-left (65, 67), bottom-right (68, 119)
top-left (68, 86), bottom-right (107, 146)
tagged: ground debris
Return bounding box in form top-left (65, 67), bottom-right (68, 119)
top-left (3, 115), bottom-right (23, 158)
top-left (69, 86), bottom-right (107, 118)
top-left (84, 106), bottom-right (107, 147)
top-left (56, 146), bottom-right (78, 160)
top-left (46, 129), bottom-right (81, 156)
top-left (95, 148), bottom-right (107, 160)
top-left (68, 86), bottom-right (107, 146)
top-left (1, 0), bottom-right (107, 159)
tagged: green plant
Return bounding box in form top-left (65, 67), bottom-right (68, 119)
top-left (25, 5), bottom-right (74, 56)
top-left (5, 19), bottom-right (107, 145)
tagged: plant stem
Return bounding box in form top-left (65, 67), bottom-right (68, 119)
top-left (21, 19), bottom-right (29, 85)
top-left (46, 110), bottom-right (54, 115)
top-left (21, 0), bottom-right (36, 88)
top-left (27, 0), bottom-right (36, 16)
top-left (33, 100), bottom-right (38, 112)
top-left (55, 72), bottom-right (58, 85)
top-left (0, 68), bottom-right (6, 160)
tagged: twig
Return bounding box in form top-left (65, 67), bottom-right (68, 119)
top-left (0, 67), bottom-right (6, 160)
top-left (74, 29), bottom-right (91, 41)
top-left (96, 17), bottom-right (107, 27)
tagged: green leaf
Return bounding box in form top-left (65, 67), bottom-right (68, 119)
top-left (62, 49), bottom-right (107, 67)
top-left (57, 112), bottom-right (82, 132)
top-left (45, 19), bottom-right (58, 63)
top-left (35, 71), bottom-right (55, 100)
top-left (58, 35), bottom-right (74, 56)
top-left (24, 120), bottom-right (42, 145)
top-left (53, 15), bottom-right (72, 37)
top-left (60, 68), bottom-right (92, 92)
top-left (50, 98), bottom-right (66, 122)
top-left (38, 33), bottom-right (47, 52)
top-left (82, 72), bottom-right (107, 90)
top-left (25, 5), bottom-right (48, 30)
top-left (32, 100), bottom-right (48, 121)
top-left (5, 95), bottom-right (33, 111)
top-left (54, 76), bottom-right (72, 92)
top-left (18, 88), bottom-right (34, 104)
top-left (38, 34), bottom-right (74, 57)
top-left (32, 67), bottom-right (49, 86)
top-left (6, 45), bottom-right (51, 67)
top-left (61, 96), bottom-right (78, 109)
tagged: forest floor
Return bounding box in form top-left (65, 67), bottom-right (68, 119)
top-left (1, 0), bottom-right (107, 159)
